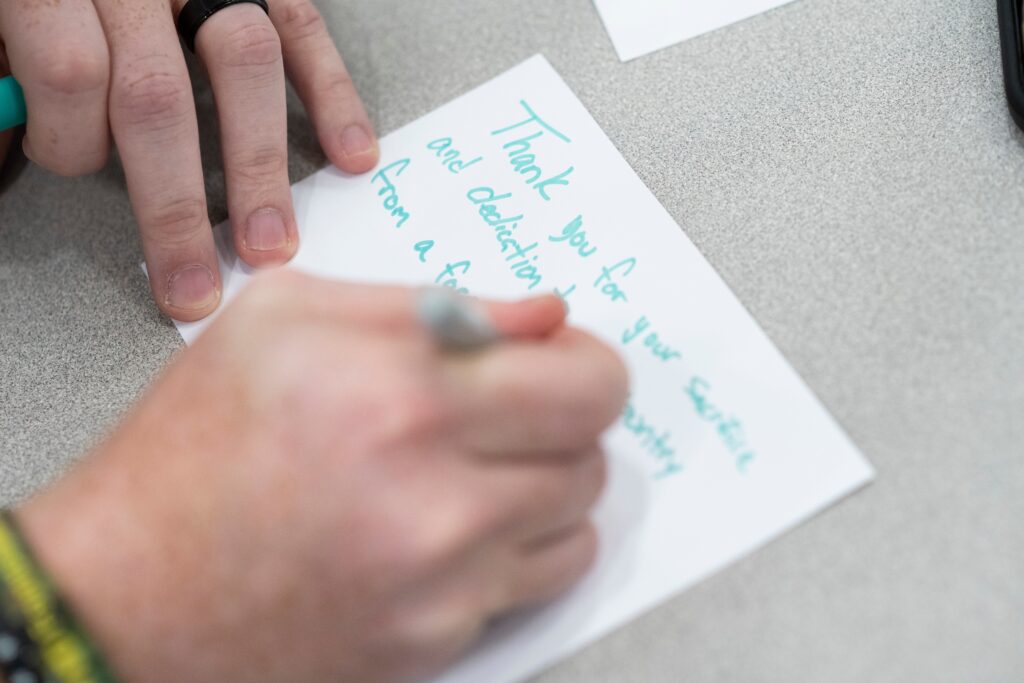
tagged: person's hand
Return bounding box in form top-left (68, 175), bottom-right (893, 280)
top-left (16, 272), bottom-right (629, 683)
top-left (0, 1), bottom-right (379, 321)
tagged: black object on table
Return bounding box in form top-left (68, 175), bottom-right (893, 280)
top-left (998, 0), bottom-right (1024, 131)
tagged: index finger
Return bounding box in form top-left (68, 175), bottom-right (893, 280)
top-left (451, 326), bottom-right (630, 454)
top-left (235, 273), bottom-right (625, 452)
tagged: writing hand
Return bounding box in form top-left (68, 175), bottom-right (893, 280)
top-left (0, 0), bottom-right (379, 321)
top-left (15, 272), bottom-right (629, 683)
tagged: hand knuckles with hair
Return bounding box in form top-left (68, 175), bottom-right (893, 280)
top-left (112, 69), bottom-right (191, 129)
top-left (275, 0), bottom-right (326, 41)
top-left (232, 146), bottom-right (288, 185)
top-left (141, 196), bottom-right (208, 243)
top-left (33, 43), bottom-right (109, 98)
top-left (213, 22), bottom-right (282, 72)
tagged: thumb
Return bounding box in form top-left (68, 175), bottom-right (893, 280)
top-left (484, 295), bottom-right (568, 339)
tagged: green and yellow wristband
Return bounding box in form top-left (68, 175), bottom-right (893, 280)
top-left (0, 510), bottom-right (117, 683)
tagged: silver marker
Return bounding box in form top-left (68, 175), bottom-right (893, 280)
top-left (416, 287), bottom-right (500, 351)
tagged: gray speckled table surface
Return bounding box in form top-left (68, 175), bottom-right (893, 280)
top-left (2, 0), bottom-right (1022, 681)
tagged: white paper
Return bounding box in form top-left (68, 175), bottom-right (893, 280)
top-left (594, 0), bottom-right (801, 61)
top-left (172, 56), bottom-right (873, 683)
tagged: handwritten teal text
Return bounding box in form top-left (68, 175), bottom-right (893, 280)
top-left (371, 158), bottom-right (412, 228)
top-left (467, 186), bottom-right (544, 290)
top-left (622, 316), bottom-right (681, 362)
top-left (594, 257), bottom-right (636, 303)
top-left (548, 215), bottom-right (596, 258)
top-left (622, 399), bottom-right (682, 479)
top-left (427, 137), bottom-right (483, 174)
top-left (491, 100), bottom-right (574, 201)
top-left (685, 377), bottom-right (756, 472)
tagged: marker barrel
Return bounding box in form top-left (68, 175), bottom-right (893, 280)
top-left (0, 77), bottom-right (27, 132)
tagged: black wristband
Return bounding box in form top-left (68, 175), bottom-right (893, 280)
top-left (176, 0), bottom-right (271, 53)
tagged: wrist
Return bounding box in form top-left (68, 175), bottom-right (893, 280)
top-left (13, 471), bottom-right (137, 682)
top-left (0, 507), bottom-right (117, 683)
top-left (13, 441), bottom-right (202, 683)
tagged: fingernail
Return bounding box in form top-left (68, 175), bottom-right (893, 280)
top-left (244, 209), bottom-right (289, 252)
top-left (22, 138), bottom-right (35, 163)
top-left (165, 264), bottom-right (218, 311)
top-left (340, 125), bottom-right (375, 159)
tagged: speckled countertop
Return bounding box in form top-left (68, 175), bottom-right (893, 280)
top-left (1, 1), bottom-right (1021, 681)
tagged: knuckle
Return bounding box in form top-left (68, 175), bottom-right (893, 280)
top-left (531, 472), bottom-right (572, 514)
top-left (80, 148), bottom-right (111, 175)
top-left (241, 268), bottom-right (305, 311)
top-left (555, 525), bottom-right (599, 581)
top-left (316, 68), bottom-right (355, 96)
top-left (409, 507), bottom-right (478, 572)
top-left (232, 146), bottom-right (288, 185)
top-left (366, 601), bottom-right (482, 672)
top-left (259, 266), bottom-right (307, 291)
top-left (34, 45), bottom-right (109, 98)
top-left (276, 0), bottom-right (327, 41)
top-left (479, 362), bottom-right (532, 410)
top-left (574, 524), bottom-right (600, 569)
top-left (41, 151), bottom-right (108, 178)
top-left (112, 69), bottom-right (191, 129)
top-left (579, 340), bottom-right (629, 428)
top-left (29, 133), bottom-right (110, 176)
top-left (216, 22), bottom-right (282, 71)
top-left (382, 379), bottom-right (447, 443)
top-left (142, 196), bottom-right (208, 246)
top-left (518, 525), bottom-right (598, 605)
top-left (370, 503), bottom-right (474, 581)
top-left (580, 452), bottom-right (608, 507)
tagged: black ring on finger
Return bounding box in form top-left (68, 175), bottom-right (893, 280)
top-left (176, 0), bottom-right (270, 53)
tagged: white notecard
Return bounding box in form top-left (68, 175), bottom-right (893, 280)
top-left (594, 0), bottom-right (802, 61)
top-left (172, 55), bottom-right (873, 683)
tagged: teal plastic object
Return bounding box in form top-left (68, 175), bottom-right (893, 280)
top-left (0, 76), bottom-right (26, 132)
